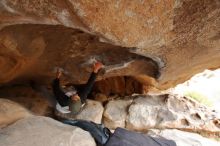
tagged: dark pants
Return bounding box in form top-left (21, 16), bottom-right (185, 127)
top-left (62, 119), bottom-right (176, 146)
top-left (63, 119), bottom-right (111, 145)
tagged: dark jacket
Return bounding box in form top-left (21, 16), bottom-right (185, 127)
top-left (52, 72), bottom-right (98, 114)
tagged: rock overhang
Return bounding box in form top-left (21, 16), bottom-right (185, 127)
top-left (0, 0), bottom-right (219, 90)
top-left (0, 24), bottom-right (159, 87)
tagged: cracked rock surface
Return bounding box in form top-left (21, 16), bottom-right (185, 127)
top-left (104, 94), bottom-right (220, 136)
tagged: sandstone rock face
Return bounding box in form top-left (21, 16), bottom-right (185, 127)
top-left (0, 98), bottom-right (31, 128)
top-left (0, 0), bottom-right (219, 89)
top-left (148, 129), bottom-right (220, 146)
top-left (0, 116), bottom-right (96, 146)
top-left (103, 99), bottom-right (132, 129)
top-left (0, 24), bottom-right (158, 86)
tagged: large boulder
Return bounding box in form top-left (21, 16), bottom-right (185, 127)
top-left (0, 98), bottom-right (31, 128)
top-left (148, 129), bottom-right (220, 146)
top-left (126, 94), bottom-right (220, 134)
top-left (0, 0), bottom-right (219, 89)
top-left (0, 116), bottom-right (96, 146)
top-left (103, 99), bottom-right (132, 129)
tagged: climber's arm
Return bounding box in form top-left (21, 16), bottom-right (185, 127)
top-left (52, 70), bottom-right (69, 106)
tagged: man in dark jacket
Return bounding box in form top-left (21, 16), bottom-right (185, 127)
top-left (52, 61), bottom-right (104, 114)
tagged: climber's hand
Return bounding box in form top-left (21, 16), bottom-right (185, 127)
top-left (93, 61), bottom-right (104, 73)
top-left (56, 69), bottom-right (63, 79)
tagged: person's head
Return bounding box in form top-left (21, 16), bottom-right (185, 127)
top-left (65, 88), bottom-right (80, 101)
top-left (71, 94), bottom-right (80, 101)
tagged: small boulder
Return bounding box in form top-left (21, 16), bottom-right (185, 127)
top-left (76, 99), bottom-right (104, 123)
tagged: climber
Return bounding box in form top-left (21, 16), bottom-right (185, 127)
top-left (52, 61), bottom-right (104, 114)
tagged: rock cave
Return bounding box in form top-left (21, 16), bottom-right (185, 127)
top-left (0, 0), bottom-right (220, 146)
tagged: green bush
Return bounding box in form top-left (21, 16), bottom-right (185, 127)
top-left (184, 91), bottom-right (213, 107)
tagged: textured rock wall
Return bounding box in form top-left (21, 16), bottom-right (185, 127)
top-left (0, 0), bottom-right (219, 89)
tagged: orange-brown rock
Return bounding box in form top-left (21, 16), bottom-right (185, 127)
top-left (93, 76), bottom-right (144, 96)
top-left (0, 0), bottom-right (219, 89)
top-left (0, 24), bottom-right (158, 86)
